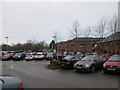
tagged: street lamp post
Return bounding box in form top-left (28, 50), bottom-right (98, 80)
top-left (5, 37), bottom-right (9, 52)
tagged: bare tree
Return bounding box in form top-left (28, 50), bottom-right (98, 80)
top-left (8, 40), bottom-right (48, 51)
top-left (70, 20), bottom-right (81, 38)
top-left (109, 15), bottom-right (119, 34)
top-left (118, 19), bottom-right (120, 32)
top-left (94, 18), bottom-right (107, 38)
top-left (84, 26), bottom-right (91, 37)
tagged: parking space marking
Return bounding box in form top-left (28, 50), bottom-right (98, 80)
top-left (10, 65), bottom-right (14, 70)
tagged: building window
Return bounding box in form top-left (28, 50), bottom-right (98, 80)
top-left (112, 52), bottom-right (115, 55)
top-left (80, 43), bottom-right (85, 48)
top-left (109, 51), bottom-right (111, 54)
top-left (116, 51), bottom-right (119, 54)
top-left (106, 43), bottom-right (107, 46)
top-left (116, 42), bottom-right (119, 46)
top-left (92, 44), bottom-right (95, 47)
top-left (109, 43), bottom-right (111, 46)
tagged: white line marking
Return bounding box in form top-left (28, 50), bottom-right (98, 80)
top-left (10, 65), bottom-right (14, 70)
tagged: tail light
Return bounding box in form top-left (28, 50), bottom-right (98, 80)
top-left (67, 61), bottom-right (71, 64)
top-left (19, 83), bottom-right (23, 90)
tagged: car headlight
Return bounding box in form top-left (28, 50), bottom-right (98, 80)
top-left (103, 63), bottom-right (106, 67)
top-left (85, 64), bottom-right (90, 68)
top-left (74, 63), bottom-right (77, 67)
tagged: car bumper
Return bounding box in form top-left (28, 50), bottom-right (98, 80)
top-left (60, 63), bottom-right (73, 69)
top-left (74, 66), bottom-right (91, 71)
top-left (25, 58), bottom-right (34, 60)
top-left (2, 58), bottom-right (11, 61)
top-left (45, 57), bottom-right (53, 60)
top-left (34, 57), bottom-right (43, 60)
top-left (104, 68), bottom-right (120, 73)
top-left (13, 58), bottom-right (23, 60)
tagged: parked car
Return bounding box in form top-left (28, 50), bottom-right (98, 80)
top-left (103, 55), bottom-right (120, 73)
top-left (0, 54), bottom-right (3, 60)
top-left (0, 75), bottom-right (23, 89)
top-left (25, 53), bottom-right (35, 60)
top-left (45, 52), bottom-right (54, 60)
top-left (74, 54), bottom-right (106, 72)
top-left (56, 53), bottom-right (65, 60)
top-left (2, 54), bottom-right (13, 61)
top-left (34, 52), bottom-right (44, 60)
top-left (13, 53), bottom-right (25, 61)
top-left (60, 55), bottom-right (83, 69)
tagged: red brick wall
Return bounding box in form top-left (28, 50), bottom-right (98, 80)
top-left (97, 40), bottom-right (120, 55)
top-left (57, 40), bottom-right (96, 53)
top-left (57, 37), bottom-right (120, 55)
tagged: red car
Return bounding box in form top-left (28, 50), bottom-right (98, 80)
top-left (2, 54), bottom-right (13, 61)
top-left (103, 55), bottom-right (120, 73)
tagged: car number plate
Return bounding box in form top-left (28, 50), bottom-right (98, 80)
top-left (77, 67), bottom-right (82, 69)
top-left (107, 68), bottom-right (115, 71)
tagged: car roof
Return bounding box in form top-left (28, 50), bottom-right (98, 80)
top-left (111, 55), bottom-right (120, 57)
top-left (86, 53), bottom-right (98, 55)
top-left (26, 53), bottom-right (33, 54)
top-left (37, 52), bottom-right (42, 54)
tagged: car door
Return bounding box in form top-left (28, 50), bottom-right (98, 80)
top-left (94, 56), bottom-right (102, 69)
top-left (99, 56), bottom-right (105, 68)
top-left (95, 56), bottom-right (104, 69)
top-left (21, 54), bottom-right (24, 59)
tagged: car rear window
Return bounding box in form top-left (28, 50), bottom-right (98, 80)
top-left (37, 54), bottom-right (42, 55)
top-left (26, 54), bottom-right (32, 56)
top-left (3, 55), bottom-right (10, 56)
top-left (15, 53), bottom-right (22, 56)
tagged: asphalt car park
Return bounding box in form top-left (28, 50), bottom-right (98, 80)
top-left (2, 60), bottom-right (119, 88)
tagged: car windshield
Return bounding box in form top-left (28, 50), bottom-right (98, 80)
top-left (75, 54), bottom-right (82, 60)
top-left (4, 55), bottom-right (10, 56)
top-left (81, 55), bottom-right (96, 61)
top-left (108, 56), bottom-right (120, 62)
top-left (15, 53), bottom-right (21, 56)
top-left (26, 54), bottom-right (32, 56)
top-left (62, 56), bottom-right (74, 60)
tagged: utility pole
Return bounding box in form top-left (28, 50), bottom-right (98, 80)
top-left (5, 37), bottom-right (9, 52)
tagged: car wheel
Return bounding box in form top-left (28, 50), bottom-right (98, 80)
top-left (103, 70), bottom-right (108, 74)
top-left (75, 69), bottom-right (79, 72)
top-left (90, 66), bottom-right (95, 73)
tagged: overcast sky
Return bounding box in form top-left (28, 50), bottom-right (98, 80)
top-left (1, 2), bottom-right (118, 45)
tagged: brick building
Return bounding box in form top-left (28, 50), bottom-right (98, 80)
top-left (57, 37), bottom-right (104, 53)
top-left (97, 32), bottom-right (120, 55)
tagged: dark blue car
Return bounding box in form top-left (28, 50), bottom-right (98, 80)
top-left (13, 53), bottom-right (25, 61)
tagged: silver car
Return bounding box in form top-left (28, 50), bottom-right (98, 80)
top-left (0, 75), bottom-right (23, 90)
